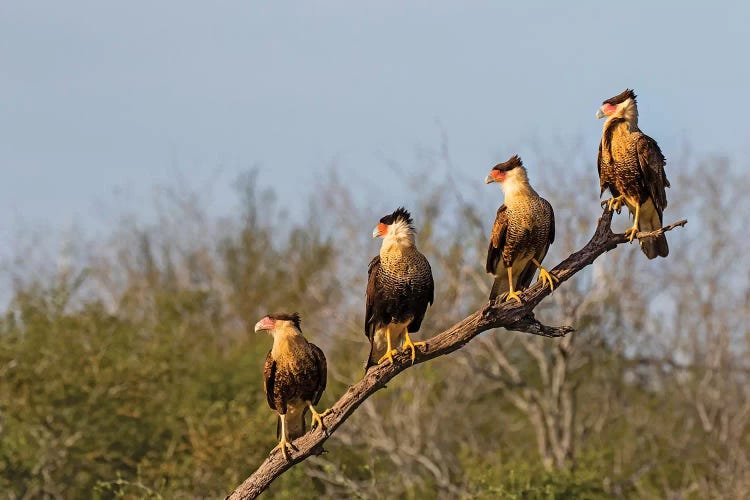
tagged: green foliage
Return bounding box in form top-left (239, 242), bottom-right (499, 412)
top-left (0, 283), bottom-right (269, 497)
top-left (460, 457), bottom-right (608, 499)
top-left (1, 166), bottom-right (749, 498)
top-left (0, 179), bottom-right (341, 498)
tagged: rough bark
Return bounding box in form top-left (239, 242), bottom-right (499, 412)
top-left (226, 209), bottom-right (687, 499)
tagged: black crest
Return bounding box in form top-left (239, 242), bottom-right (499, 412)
top-left (380, 207), bottom-right (414, 228)
top-left (493, 154), bottom-right (523, 172)
top-left (603, 89), bottom-right (637, 106)
top-left (267, 312), bottom-right (302, 330)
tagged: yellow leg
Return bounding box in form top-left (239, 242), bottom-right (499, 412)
top-left (505, 267), bottom-right (522, 303)
top-left (270, 414), bottom-right (297, 461)
top-left (377, 327), bottom-right (398, 365)
top-left (624, 202), bottom-right (640, 242)
top-left (604, 195), bottom-right (626, 213)
top-left (401, 330), bottom-right (426, 364)
top-left (532, 258), bottom-right (559, 291)
top-left (307, 402), bottom-right (331, 431)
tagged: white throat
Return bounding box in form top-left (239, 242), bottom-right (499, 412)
top-left (381, 219), bottom-right (415, 253)
top-left (500, 168), bottom-right (536, 201)
top-left (605, 98), bottom-right (639, 129)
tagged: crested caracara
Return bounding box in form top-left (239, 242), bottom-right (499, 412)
top-left (254, 312), bottom-right (329, 460)
top-left (366, 207), bottom-right (434, 368)
top-left (597, 88), bottom-right (670, 258)
top-left (485, 155), bottom-right (556, 302)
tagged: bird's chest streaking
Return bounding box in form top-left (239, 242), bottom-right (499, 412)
top-left (501, 197), bottom-right (553, 269)
top-left (375, 248), bottom-right (433, 326)
top-left (601, 123), bottom-right (644, 204)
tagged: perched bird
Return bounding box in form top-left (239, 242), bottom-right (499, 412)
top-left (485, 155), bottom-right (556, 302)
top-left (366, 207), bottom-right (434, 368)
top-left (254, 312), bottom-right (329, 460)
top-left (596, 88), bottom-right (670, 258)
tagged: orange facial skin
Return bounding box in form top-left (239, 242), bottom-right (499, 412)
top-left (490, 170), bottom-right (506, 182)
top-left (601, 103), bottom-right (617, 116)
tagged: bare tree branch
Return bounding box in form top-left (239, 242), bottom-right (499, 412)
top-left (226, 209), bottom-right (687, 499)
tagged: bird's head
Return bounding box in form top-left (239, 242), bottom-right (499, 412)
top-left (596, 88), bottom-right (638, 124)
top-left (485, 154), bottom-right (528, 186)
top-left (254, 312), bottom-right (302, 336)
top-left (372, 207), bottom-right (415, 247)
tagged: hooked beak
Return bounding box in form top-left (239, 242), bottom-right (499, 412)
top-left (254, 317), bottom-right (274, 332)
top-left (596, 108), bottom-right (606, 119)
top-left (485, 174), bottom-right (495, 184)
top-left (372, 225), bottom-right (380, 238)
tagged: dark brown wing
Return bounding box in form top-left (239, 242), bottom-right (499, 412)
top-left (263, 351), bottom-right (277, 411)
top-left (425, 259), bottom-right (435, 307)
top-left (309, 343), bottom-right (327, 406)
top-left (364, 255), bottom-right (380, 340)
top-left (546, 200), bottom-right (555, 248)
top-left (486, 205), bottom-right (508, 274)
top-left (514, 261), bottom-right (538, 291)
top-left (636, 134), bottom-right (669, 212)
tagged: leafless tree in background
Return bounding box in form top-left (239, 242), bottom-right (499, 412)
top-left (2, 142), bottom-right (748, 499)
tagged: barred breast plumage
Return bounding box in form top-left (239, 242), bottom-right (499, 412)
top-left (502, 196), bottom-right (554, 268)
top-left (368, 247), bottom-right (433, 334)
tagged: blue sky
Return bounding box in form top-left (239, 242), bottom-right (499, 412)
top-left (2, 1), bottom-right (748, 244)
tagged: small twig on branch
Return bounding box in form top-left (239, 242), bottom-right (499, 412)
top-left (624, 218), bottom-right (688, 243)
top-left (226, 208), bottom-right (687, 499)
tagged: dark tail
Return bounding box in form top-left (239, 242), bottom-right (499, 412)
top-left (365, 339), bottom-right (377, 372)
top-left (514, 261), bottom-right (537, 291)
top-left (278, 405), bottom-right (308, 440)
top-left (366, 329), bottom-right (391, 372)
top-left (489, 275), bottom-right (509, 301)
top-left (641, 234), bottom-right (669, 259)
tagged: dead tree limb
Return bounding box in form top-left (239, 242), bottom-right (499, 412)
top-left (226, 209), bottom-right (687, 499)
